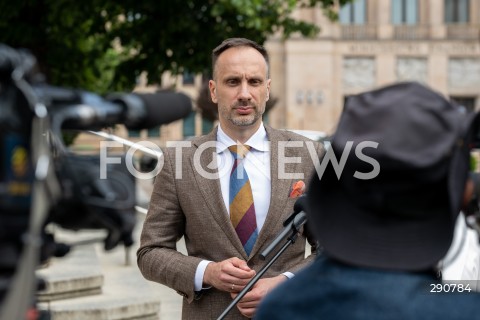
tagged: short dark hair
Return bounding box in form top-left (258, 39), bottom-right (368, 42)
top-left (211, 38), bottom-right (269, 79)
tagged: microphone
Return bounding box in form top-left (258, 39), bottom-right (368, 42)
top-left (34, 85), bottom-right (192, 131)
top-left (108, 91), bottom-right (193, 130)
top-left (0, 44), bottom-right (192, 131)
top-left (260, 195), bottom-right (308, 260)
top-left (283, 195), bottom-right (308, 227)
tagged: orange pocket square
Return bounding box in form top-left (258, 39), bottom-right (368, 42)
top-left (289, 180), bottom-right (305, 198)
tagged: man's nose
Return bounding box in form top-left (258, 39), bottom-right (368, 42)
top-left (238, 82), bottom-right (252, 100)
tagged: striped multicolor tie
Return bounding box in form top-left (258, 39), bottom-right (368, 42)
top-left (228, 145), bottom-right (258, 256)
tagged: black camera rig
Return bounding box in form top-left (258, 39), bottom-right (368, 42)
top-left (0, 44), bottom-right (191, 319)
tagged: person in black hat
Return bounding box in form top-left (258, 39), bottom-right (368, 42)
top-left (256, 82), bottom-right (480, 320)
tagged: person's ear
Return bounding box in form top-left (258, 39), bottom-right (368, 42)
top-left (209, 80), bottom-right (217, 103)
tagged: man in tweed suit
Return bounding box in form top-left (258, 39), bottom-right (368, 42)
top-left (137, 38), bottom-right (321, 319)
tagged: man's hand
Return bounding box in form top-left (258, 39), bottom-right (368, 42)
top-left (203, 257), bottom-right (256, 293)
top-left (231, 275), bottom-right (287, 318)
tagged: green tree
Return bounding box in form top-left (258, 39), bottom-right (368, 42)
top-left (0, 0), bottom-right (350, 93)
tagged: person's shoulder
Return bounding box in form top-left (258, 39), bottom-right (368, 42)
top-left (266, 126), bottom-right (315, 142)
top-left (163, 129), bottom-right (217, 154)
top-left (266, 127), bottom-right (322, 153)
top-left (283, 130), bottom-right (316, 142)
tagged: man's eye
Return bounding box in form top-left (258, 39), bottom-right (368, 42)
top-left (226, 79), bottom-right (238, 85)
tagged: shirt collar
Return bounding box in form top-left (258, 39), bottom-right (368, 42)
top-left (216, 123), bottom-right (269, 154)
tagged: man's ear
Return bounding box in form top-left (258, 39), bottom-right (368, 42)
top-left (209, 80), bottom-right (217, 103)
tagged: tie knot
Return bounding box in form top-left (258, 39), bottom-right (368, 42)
top-left (229, 145), bottom-right (251, 159)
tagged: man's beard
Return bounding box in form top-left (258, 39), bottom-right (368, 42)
top-left (225, 102), bottom-right (263, 127)
top-left (229, 113), bottom-right (260, 126)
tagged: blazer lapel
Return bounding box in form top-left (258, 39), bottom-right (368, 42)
top-left (249, 126), bottom-right (292, 258)
top-left (191, 127), bottom-right (248, 258)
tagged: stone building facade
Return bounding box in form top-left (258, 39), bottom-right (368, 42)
top-left (266, 0), bottom-right (480, 135)
top-left (75, 0), bottom-right (480, 150)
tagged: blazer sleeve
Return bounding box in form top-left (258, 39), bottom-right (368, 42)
top-left (136, 147), bottom-right (202, 303)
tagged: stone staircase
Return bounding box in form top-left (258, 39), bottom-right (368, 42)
top-left (36, 225), bottom-right (162, 320)
top-left (34, 178), bottom-right (183, 320)
top-left (36, 244), bottom-right (103, 302)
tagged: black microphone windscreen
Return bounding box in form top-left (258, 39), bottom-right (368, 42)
top-left (130, 91), bottom-right (192, 129)
top-left (293, 195), bottom-right (308, 213)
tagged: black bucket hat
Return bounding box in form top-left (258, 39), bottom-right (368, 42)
top-left (308, 82), bottom-right (478, 271)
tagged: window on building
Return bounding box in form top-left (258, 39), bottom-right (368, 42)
top-left (339, 0), bottom-right (367, 24)
top-left (450, 96), bottom-right (476, 112)
top-left (182, 71), bottom-right (195, 86)
top-left (445, 0), bottom-right (470, 23)
top-left (147, 126), bottom-right (161, 137)
top-left (182, 111), bottom-right (196, 138)
top-left (128, 130), bottom-right (141, 138)
top-left (202, 116), bottom-right (214, 135)
top-left (263, 112), bottom-right (269, 125)
top-left (392, 0), bottom-right (418, 25)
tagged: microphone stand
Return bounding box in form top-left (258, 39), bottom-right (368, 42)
top-left (217, 211), bottom-right (307, 320)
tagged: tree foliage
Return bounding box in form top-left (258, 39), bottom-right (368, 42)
top-left (0, 0), bottom-right (350, 93)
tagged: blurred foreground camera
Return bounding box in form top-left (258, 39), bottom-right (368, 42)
top-left (0, 43), bottom-right (192, 319)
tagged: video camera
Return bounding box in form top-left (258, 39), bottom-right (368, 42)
top-left (0, 44), bottom-right (192, 319)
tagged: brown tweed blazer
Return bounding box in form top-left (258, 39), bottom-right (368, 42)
top-left (137, 125), bottom-right (322, 319)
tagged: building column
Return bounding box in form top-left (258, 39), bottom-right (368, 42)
top-left (265, 39), bottom-right (287, 129)
top-left (429, 0), bottom-right (446, 39)
top-left (470, 0), bottom-right (480, 24)
top-left (376, 54), bottom-right (396, 87)
top-left (428, 55), bottom-right (448, 93)
top-left (377, 0), bottom-right (393, 39)
top-left (419, 0), bottom-right (428, 25)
